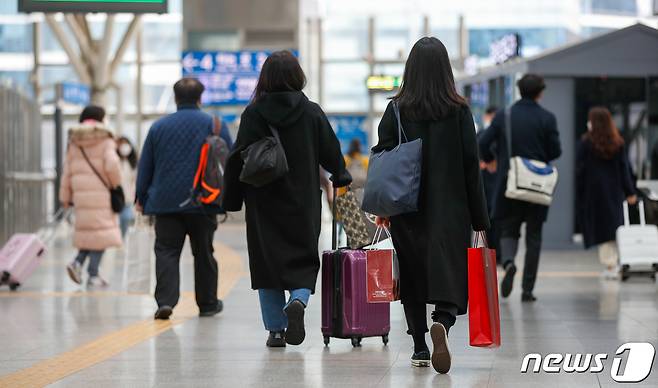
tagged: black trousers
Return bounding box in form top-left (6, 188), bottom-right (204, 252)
top-left (403, 301), bottom-right (458, 336)
top-left (154, 213), bottom-right (218, 312)
top-left (499, 204), bottom-right (544, 293)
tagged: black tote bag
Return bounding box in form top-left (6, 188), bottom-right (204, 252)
top-left (361, 102), bottom-right (422, 217)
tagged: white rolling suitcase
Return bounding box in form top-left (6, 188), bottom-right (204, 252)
top-left (616, 201), bottom-right (658, 281)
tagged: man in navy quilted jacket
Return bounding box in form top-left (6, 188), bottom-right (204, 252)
top-left (136, 78), bottom-right (231, 320)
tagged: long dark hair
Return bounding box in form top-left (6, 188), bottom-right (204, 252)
top-left (584, 106), bottom-right (624, 160)
top-left (117, 136), bottom-right (138, 169)
top-left (393, 37), bottom-right (466, 121)
top-left (252, 51), bottom-right (306, 102)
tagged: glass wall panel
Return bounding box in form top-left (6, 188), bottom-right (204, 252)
top-left (322, 63), bottom-right (369, 112)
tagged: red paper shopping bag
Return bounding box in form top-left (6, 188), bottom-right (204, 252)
top-left (366, 248), bottom-right (400, 303)
top-left (468, 232), bottom-right (501, 348)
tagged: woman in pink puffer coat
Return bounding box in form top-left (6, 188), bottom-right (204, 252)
top-left (59, 106), bottom-right (122, 288)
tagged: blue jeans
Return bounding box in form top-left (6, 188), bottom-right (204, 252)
top-left (74, 250), bottom-right (104, 277)
top-left (119, 205), bottom-right (135, 238)
top-left (258, 288), bottom-right (311, 332)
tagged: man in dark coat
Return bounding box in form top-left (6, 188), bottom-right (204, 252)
top-left (136, 78), bottom-right (227, 320)
top-left (477, 106), bottom-right (501, 263)
top-left (478, 74), bottom-right (562, 302)
top-left (651, 141), bottom-right (658, 180)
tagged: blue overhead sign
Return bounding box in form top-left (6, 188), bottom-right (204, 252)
top-left (182, 50), bottom-right (296, 106)
top-left (328, 115), bottom-right (368, 154)
top-left (59, 82), bottom-right (90, 106)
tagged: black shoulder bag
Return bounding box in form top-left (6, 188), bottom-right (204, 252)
top-left (239, 125), bottom-right (289, 188)
top-left (78, 146), bottom-right (125, 213)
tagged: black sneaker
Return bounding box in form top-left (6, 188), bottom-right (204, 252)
top-left (500, 264), bottom-right (517, 298)
top-left (199, 300), bottom-right (224, 317)
top-left (154, 305), bottom-right (173, 320)
top-left (266, 331), bottom-right (286, 348)
top-left (430, 323), bottom-right (452, 374)
top-left (411, 350), bottom-right (431, 367)
top-left (521, 292), bottom-right (537, 303)
top-left (283, 300), bottom-right (306, 345)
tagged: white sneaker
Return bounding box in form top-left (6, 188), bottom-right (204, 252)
top-left (66, 262), bottom-right (83, 285)
top-left (87, 276), bottom-right (109, 288)
top-left (601, 267), bottom-right (620, 280)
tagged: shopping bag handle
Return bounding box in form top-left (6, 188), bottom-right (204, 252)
top-left (370, 226), bottom-right (392, 248)
top-left (473, 231), bottom-right (489, 248)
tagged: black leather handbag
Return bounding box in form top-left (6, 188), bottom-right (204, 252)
top-left (239, 125), bottom-right (289, 187)
top-left (78, 146), bottom-right (126, 213)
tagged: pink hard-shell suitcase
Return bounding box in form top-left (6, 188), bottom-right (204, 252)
top-left (0, 234), bottom-right (46, 290)
top-left (321, 188), bottom-right (390, 347)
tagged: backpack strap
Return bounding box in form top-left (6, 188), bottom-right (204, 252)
top-left (192, 143), bottom-right (209, 191)
top-left (191, 142), bottom-right (221, 205)
top-left (212, 115), bottom-right (222, 136)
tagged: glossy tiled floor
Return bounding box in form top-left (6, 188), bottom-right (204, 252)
top-left (1, 221), bottom-right (658, 387)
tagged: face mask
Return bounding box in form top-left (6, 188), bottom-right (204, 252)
top-left (119, 143), bottom-right (132, 157)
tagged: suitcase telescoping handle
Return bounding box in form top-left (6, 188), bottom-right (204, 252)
top-left (623, 200), bottom-right (646, 227)
top-left (332, 187), bottom-right (338, 250)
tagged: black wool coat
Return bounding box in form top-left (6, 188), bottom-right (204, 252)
top-left (373, 102), bottom-right (490, 315)
top-left (222, 91), bottom-right (350, 292)
top-left (652, 142), bottom-right (658, 179)
top-left (477, 99), bottom-right (562, 222)
top-left (576, 139), bottom-right (635, 248)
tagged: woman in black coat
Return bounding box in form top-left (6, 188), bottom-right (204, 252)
top-left (222, 51), bottom-right (350, 348)
top-left (373, 37), bottom-right (490, 373)
top-left (576, 106), bottom-right (636, 279)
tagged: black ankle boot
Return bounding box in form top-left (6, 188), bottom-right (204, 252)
top-left (521, 292), bottom-right (537, 302)
top-left (501, 263), bottom-right (517, 298)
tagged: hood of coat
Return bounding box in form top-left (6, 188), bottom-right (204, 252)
top-left (253, 91), bottom-right (308, 128)
top-left (68, 120), bottom-right (115, 147)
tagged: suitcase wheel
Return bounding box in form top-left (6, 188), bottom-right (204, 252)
top-left (621, 265), bottom-right (630, 282)
top-left (351, 337), bottom-right (362, 347)
top-left (0, 271), bottom-right (9, 284)
top-left (9, 283), bottom-right (20, 291)
top-left (382, 334), bottom-right (389, 345)
top-left (323, 336), bottom-right (330, 346)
